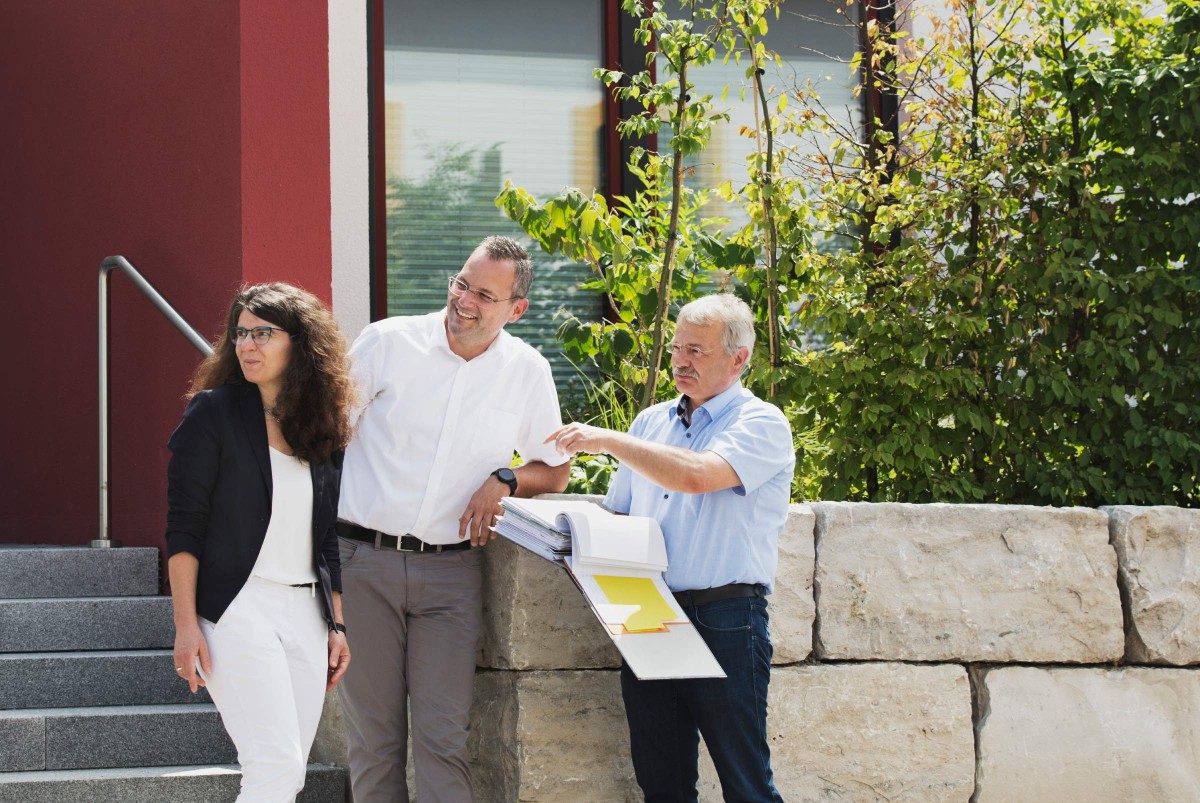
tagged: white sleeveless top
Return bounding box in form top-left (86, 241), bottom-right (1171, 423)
top-left (250, 447), bottom-right (318, 585)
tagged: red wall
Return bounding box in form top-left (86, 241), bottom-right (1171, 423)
top-left (240, 2), bottom-right (333, 290)
top-left (0, 1), bottom-right (333, 556)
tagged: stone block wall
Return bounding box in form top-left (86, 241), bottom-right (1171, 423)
top-left (315, 502), bottom-right (1200, 802)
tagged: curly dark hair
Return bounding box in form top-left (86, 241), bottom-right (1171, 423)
top-left (189, 283), bottom-right (355, 465)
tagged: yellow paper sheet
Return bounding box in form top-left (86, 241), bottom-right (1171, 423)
top-left (594, 575), bottom-right (676, 633)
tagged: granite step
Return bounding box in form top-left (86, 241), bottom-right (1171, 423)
top-left (0, 651), bottom-right (209, 710)
top-left (0, 546), bottom-right (159, 599)
top-left (0, 763), bottom-right (347, 802)
top-left (0, 596), bottom-right (174, 652)
top-left (0, 703), bottom-right (234, 772)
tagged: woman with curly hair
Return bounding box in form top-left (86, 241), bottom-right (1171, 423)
top-left (166, 283), bottom-right (355, 801)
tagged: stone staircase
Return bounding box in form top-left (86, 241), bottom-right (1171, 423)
top-left (0, 545), bottom-right (347, 802)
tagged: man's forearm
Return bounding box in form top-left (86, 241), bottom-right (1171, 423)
top-left (513, 459), bottom-right (571, 497)
top-left (580, 429), bottom-right (738, 494)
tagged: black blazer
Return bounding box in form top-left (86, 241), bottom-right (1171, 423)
top-left (165, 381), bottom-right (342, 625)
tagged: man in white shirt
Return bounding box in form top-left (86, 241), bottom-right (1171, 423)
top-left (336, 236), bottom-right (571, 803)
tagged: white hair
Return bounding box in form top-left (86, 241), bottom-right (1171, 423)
top-left (676, 294), bottom-right (755, 355)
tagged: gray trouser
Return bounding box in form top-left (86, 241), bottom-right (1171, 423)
top-left (336, 537), bottom-right (483, 803)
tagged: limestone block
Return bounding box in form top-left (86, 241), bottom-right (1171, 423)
top-left (479, 523), bottom-right (619, 671)
top-left (310, 691), bottom-right (348, 767)
top-left (977, 666), bottom-right (1200, 802)
top-left (469, 670), bottom-right (639, 802)
top-left (700, 663), bottom-right (974, 802)
top-left (470, 664), bottom-right (972, 802)
top-left (770, 504), bottom-right (815, 664)
top-left (815, 502), bottom-right (1123, 662)
top-left (480, 495), bottom-right (815, 669)
top-left (1105, 506), bottom-right (1200, 665)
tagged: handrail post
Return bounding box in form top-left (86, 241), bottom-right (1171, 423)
top-left (95, 267), bottom-right (113, 548)
top-left (95, 256), bottom-right (213, 548)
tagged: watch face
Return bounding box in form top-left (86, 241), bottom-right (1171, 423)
top-left (494, 467), bottom-right (517, 493)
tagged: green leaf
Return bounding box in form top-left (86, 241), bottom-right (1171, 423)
top-left (611, 328), bottom-right (636, 357)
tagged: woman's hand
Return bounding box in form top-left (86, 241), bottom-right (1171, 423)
top-left (326, 630), bottom-right (351, 691)
top-left (173, 621), bottom-right (212, 694)
top-left (168, 552), bottom-right (211, 694)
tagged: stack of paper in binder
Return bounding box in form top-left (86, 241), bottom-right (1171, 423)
top-left (493, 497), bottom-right (724, 680)
top-left (494, 498), bottom-right (601, 562)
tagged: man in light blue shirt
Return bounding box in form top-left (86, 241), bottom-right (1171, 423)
top-left (547, 293), bottom-right (793, 802)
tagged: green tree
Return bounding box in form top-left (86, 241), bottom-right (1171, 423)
top-left (789, 0), bottom-right (1199, 504)
top-left (499, 0), bottom-right (1199, 505)
top-left (1010, 0), bottom-right (1200, 503)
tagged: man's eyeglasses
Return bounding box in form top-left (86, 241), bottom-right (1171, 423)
top-left (667, 342), bottom-right (718, 360)
top-left (448, 275), bottom-right (522, 306)
top-left (230, 326), bottom-right (289, 346)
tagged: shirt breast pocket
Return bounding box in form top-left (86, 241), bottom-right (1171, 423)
top-left (471, 407), bottom-right (521, 468)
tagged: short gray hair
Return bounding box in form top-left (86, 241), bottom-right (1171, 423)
top-left (477, 236), bottom-right (533, 299)
top-left (676, 293), bottom-right (755, 355)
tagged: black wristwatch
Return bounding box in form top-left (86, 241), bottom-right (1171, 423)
top-left (491, 467), bottom-right (518, 495)
top-left (330, 622), bottom-right (347, 635)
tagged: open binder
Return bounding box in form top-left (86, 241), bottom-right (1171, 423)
top-left (495, 498), bottom-right (725, 680)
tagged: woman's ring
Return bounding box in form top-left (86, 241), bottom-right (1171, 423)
top-left (175, 667), bottom-right (183, 671)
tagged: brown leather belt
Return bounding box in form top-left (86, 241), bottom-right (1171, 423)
top-left (673, 583), bottom-right (766, 608)
top-left (336, 521), bottom-right (471, 553)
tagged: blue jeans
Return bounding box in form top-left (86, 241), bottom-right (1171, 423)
top-left (620, 596), bottom-right (782, 803)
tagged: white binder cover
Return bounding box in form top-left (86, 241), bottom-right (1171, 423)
top-left (558, 509), bottom-right (725, 681)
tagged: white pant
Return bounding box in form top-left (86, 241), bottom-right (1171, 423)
top-left (200, 575), bottom-right (328, 802)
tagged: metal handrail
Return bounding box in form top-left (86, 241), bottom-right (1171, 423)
top-left (96, 256), bottom-right (213, 548)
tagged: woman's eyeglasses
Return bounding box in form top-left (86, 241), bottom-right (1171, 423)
top-left (230, 326), bottom-right (289, 346)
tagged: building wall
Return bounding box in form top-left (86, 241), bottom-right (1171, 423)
top-left (239, 2), bottom-right (334, 291)
top-left (0, 0), bottom-right (338, 552)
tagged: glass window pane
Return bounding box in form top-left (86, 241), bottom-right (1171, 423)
top-left (382, 0), bottom-right (604, 392)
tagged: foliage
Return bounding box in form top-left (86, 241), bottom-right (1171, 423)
top-left (501, 0), bottom-right (1199, 504)
top-left (788, 0), bottom-right (1199, 504)
top-left (1033, 0), bottom-right (1200, 503)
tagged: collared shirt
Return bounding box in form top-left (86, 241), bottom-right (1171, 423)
top-left (604, 382), bottom-right (794, 594)
top-left (339, 310), bottom-right (568, 544)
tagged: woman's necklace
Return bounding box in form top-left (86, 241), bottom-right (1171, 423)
top-left (263, 406), bottom-right (281, 422)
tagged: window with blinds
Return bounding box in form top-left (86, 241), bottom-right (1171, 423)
top-left (381, 0), bottom-right (605, 401)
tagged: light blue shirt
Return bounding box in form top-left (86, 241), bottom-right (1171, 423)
top-left (604, 382), bottom-right (795, 594)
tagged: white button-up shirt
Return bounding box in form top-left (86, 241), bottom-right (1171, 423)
top-left (338, 310), bottom-right (568, 544)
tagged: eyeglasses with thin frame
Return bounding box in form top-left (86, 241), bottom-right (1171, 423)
top-left (447, 275), bottom-right (523, 306)
top-left (667, 341), bottom-right (718, 360)
top-left (230, 326), bottom-right (290, 346)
